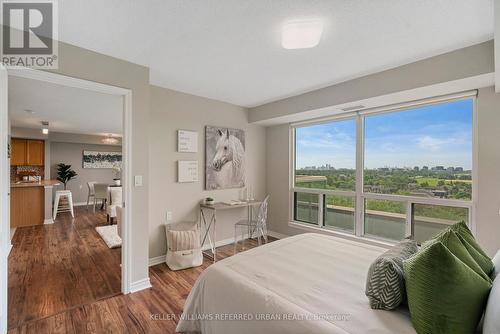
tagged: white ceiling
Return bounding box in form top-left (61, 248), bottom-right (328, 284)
top-left (58, 0), bottom-right (493, 107)
top-left (9, 76), bottom-right (123, 135)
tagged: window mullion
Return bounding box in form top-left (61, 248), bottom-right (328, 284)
top-left (355, 114), bottom-right (364, 237)
top-left (406, 201), bottom-right (412, 238)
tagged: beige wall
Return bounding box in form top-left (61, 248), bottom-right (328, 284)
top-left (50, 142), bottom-right (121, 204)
top-left (148, 86), bottom-right (266, 259)
top-left (476, 87), bottom-right (500, 256)
top-left (49, 41), bottom-right (150, 284)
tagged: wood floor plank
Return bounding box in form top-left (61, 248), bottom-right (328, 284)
top-left (8, 207), bottom-right (122, 329)
top-left (8, 206), bottom-right (275, 334)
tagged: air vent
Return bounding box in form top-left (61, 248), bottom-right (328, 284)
top-left (341, 105), bottom-right (365, 112)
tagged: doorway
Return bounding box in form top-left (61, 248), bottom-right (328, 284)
top-left (0, 67), bottom-right (133, 331)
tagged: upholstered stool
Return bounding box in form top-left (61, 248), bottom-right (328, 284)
top-left (53, 190), bottom-right (75, 219)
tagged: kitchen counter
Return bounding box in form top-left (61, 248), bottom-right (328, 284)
top-left (11, 180), bottom-right (61, 188)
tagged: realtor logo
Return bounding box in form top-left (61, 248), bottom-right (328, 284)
top-left (1, 0), bottom-right (58, 68)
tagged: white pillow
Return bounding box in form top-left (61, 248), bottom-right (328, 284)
top-left (492, 249), bottom-right (500, 279)
top-left (483, 250), bottom-right (500, 333)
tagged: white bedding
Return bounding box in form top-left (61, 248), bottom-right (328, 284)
top-left (177, 233), bottom-right (416, 334)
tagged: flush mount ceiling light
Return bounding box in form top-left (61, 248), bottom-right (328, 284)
top-left (281, 19), bottom-right (324, 49)
top-left (24, 109), bottom-right (35, 114)
top-left (41, 121), bottom-right (49, 135)
top-left (102, 134), bottom-right (119, 145)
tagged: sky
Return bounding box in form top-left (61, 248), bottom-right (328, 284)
top-left (296, 99), bottom-right (473, 170)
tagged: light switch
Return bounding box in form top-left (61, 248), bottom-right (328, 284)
top-left (134, 175), bottom-right (143, 187)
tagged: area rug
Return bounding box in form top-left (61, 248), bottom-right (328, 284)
top-left (96, 225), bottom-right (122, 248)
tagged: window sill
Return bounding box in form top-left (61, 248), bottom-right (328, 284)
top-left (288, 221), bottom-right (396, 249)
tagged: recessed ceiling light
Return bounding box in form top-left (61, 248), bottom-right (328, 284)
top-left (281, 20), bottom-right (323, 50)
top-left (102, 134), bottom-right (119, 145)
top-left (41, 121), bottom-right (49, 135)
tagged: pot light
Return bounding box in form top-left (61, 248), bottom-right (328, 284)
top-left (41, 121), bottom-right (49, 135)
top-left (102, 134), bottom-right (119, 145)
top-left (281, 19), bottom-right (323, 49)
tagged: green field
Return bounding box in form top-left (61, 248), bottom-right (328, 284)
top-left (415, 176), bottom-right (472, 187)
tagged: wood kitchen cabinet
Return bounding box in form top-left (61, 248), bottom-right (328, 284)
top-left (10, 138), bottom-right (44, 166)
top-left (27, 140), bottom-right (45, 165)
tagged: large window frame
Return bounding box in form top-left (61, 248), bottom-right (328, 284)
top-left (290, 92), bottom-right (477, 244)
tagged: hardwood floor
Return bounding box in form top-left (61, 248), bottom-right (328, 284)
top-left (8, 225), bottom-right (274, 334)
top-left (8, 207), bottom-right (121, 330)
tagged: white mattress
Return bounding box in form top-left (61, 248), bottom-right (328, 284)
top-left (177, 233), bottom-right (416, 334)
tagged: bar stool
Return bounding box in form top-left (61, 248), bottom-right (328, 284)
top-left (53, 190), bottom-right (75, 219)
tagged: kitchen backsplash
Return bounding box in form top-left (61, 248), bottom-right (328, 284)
top-left (10, 165), bottom-right (45, 181)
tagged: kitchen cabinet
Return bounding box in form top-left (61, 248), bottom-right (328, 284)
top-left (10, 138), bottom-right (44, 166)
top-left (11, 138), bottom-right (27, 165)
top-left (27, 140), bottom-right (45, 165)
top-left (10, 185), bottom-right (44, 227)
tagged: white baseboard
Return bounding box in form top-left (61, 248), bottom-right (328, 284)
top-left (44, 218), bottom-right (54, 224)
top-left (129, 278), bottom-right (152, 293)
top-left (148, 230), bottom-right (288, 267)
top-left (73, 202), bottom-right (90, 207)
top-left (267, 230), bottom-right (288, 240)
top-left (149, 255), bottom-right (165, 267)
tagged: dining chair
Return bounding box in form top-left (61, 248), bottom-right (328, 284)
top-left (234, 195), bottom-right (269, 254)
top-left (86, 181), bottom-right (97, 211)
top-left (93, 183), bottom-right (109, 212)
top-left (106, 187), bottom-right (122, 224)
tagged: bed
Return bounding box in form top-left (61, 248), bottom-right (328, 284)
top-left (176, 233), bottom-right (416, 334)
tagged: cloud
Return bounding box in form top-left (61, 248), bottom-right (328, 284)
top-left (416, 136), bottom-right (454, 152)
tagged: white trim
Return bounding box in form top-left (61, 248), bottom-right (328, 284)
top-left (129, 278), bottom-right (152, 293)
top-left (148, 230), bottom-right (286, 267)
top-left (148, 255), bottom-right (166, 267)
top-left (0, 64), bottom-right (8, 334)
top-left (7, 68), bottom-right (135, 295)
top-left (267, 230), bottom-right (288, 240)
top-left (44, 218), bottom-right (54, 225)
top-left (495, 0), bottom-right (500, 93)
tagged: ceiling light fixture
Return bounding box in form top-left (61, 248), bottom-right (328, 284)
top-left (24, 109), bottom-right (35, 114)
top-left (41, 121), bottom-right (49, 135)
top-left (102, 134), bottom-right (119, 145)
top-left (281, 19), bottom-right (324, 49)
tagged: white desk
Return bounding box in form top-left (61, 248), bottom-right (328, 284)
top-left (199, 200), bottom-right (262, 262)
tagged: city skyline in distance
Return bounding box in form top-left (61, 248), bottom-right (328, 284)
top-left (295, 99), bottom-right (473, 170)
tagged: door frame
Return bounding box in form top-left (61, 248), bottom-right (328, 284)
top-left (5, 67), bottom-right (134, 295)
top-left (0, 64), bottom-right (8, 334)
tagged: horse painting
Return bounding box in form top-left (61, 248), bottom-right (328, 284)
top-left (205, 126), bottom-right (245, 190)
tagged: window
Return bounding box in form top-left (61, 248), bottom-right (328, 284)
top-left (295, 119), bottom-right (356, 191)
top-left (292, 96), bottom-right (474, 243)
top-left (294, 192), bottom-right (319, 225)
top-left (364, 99), bottom-right (473, 200)
top-left (325, 195), bottom-right (355, 232)
top-left (364, 198), bottom-right (407, 241)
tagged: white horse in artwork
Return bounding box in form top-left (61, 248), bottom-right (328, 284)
top-left (211, 129), bottom-right (245, 189)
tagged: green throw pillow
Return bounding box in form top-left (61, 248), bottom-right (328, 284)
top-left (403, 242), bottom-right (492, 334)
top-left (423, 229), bottom-right (492, 283)
top-left (450, 221), bottom-right (494, 275)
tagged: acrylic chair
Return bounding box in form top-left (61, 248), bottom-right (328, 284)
top-left (93, 183), bottom-right (109, 212)
top-left (86, 181), bottom-right (97, 211)
top-left (234, 195), bottom-right (269, 254)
